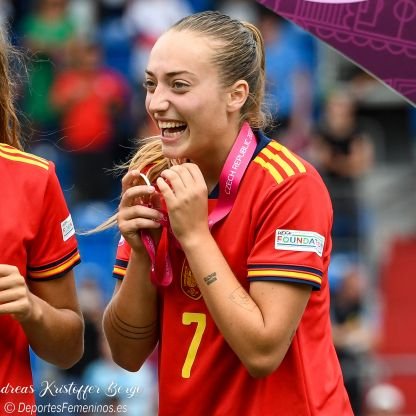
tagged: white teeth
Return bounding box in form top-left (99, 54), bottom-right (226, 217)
top-left (157, 121), bottom-right (186, 129)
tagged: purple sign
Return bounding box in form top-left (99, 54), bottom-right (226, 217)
top-left (305, 0), bottom-right (367, 3)
top-left (257, 0), bottom-right (416, 106)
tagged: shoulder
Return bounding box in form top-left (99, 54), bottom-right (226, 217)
top-left (0, 143), bottom-right (61, 196)
top-left (253, 139), bottom-right (322, 185)
top-left (0, 143), bottom-right (51, 174)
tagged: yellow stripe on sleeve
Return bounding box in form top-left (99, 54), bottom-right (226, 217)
top-left (0, 149), bottom-right (49, 170)
top-left (113, 267), bottom-right (127, 277)
top-left (248, 269), bottom-right (322, 285)
top-left (262, 147), bottom-right (295, 177)
top-left (270, 142), bottom-right (306, 173)
top-left (253, 154), bottom-right (284, 184)
top-left (29, 253), bottom-right (81, 278)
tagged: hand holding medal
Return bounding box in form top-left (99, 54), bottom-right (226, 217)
top-left (117, 169), bottom-right (165, 253)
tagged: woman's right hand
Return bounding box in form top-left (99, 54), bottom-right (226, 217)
top-left (118, 170), bottom-right (164, 253)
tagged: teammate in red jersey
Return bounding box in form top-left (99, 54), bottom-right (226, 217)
top-left (0, 27), bottom-right (84, 412)
top-left (103, 11), bottom-right (353, 415)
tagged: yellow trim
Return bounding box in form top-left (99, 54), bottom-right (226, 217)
top-left (254, 155), bottom-right (284, 184)
top-left (29, 253), bottom-right (80, 278)
top-left (0, 149), bottom-right (49, 170)
top-left (262, 147), bottom-right (295, 177)
top-left (113, 267), bottom-right (126, 276)
top-left (0, 144), bottom-right (48, 164)
top-left (270, 142), bottom-right (306, 173)
top-left (248, 269), bottom-right (321, 284)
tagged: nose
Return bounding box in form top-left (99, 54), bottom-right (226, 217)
top-left (146, 85), bottom-right (169, 114)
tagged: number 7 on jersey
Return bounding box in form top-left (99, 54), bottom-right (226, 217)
top-left (181, 312), bottom-right (206, 378)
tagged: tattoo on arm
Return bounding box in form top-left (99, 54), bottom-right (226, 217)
top-left (229, 287), bottom-right (256, 312)
top-left (109, 303), bottom-right (157, 340)
top-left (203, 272), bottom-right (217, 286)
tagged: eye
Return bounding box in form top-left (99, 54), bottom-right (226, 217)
top-left (143, 79), bottom-right (156, 92)
top-left (172, 81), bottom-right (189, 91)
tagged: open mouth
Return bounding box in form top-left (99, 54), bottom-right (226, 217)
top-left (158, 121), bottom-right (187, 138)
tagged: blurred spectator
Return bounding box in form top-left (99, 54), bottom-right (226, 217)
top-left (217, 0), bottom-right (260, 23)
top-left (96, 0), bottom-right (132, 80)
top-left (188, 0), bottom-right (217, 13)
top-left (63, 278), bottom-right (103, 381)
top-left (365, 383), bottom-right (405, 416)
top-left (0, 0), bottom-right (13, 26)
top-left (310, 88), bottom-right (374, 252)
top-left (50, 36), bottom-right (131, 202)
top-left (18, 0), bottom-right (76, 138)
top-left (258, 8), bottom-right (316, 153)
top-left (331, 261), bottom-right (378, 416)
top-left (83, 335), bottom-right (157, 415)
top-left (122, 0), bottom-right (192, 86)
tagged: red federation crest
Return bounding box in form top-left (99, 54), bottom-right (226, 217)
top-left (181, 259), bottom-right (202, 300)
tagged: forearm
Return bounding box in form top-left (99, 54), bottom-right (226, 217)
top-left (103, 249), bottom-right (159, 371)
top-left (20, 295), bottom-right (84, 369)
top-left (182, 233), bottom-right (290, 376)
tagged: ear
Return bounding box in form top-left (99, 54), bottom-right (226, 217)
top-left (226, 80), bottom-right (249, 113)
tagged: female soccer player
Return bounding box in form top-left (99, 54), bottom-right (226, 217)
top-left (0, 27), bottom-right (84, 411)
top-left (103, 11), bottom-right (353, 415)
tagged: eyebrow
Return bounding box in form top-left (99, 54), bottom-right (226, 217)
top-left (145, 69), bottom-right (196, 78)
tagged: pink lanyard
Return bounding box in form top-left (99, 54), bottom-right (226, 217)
top-left (141, 122), bottom-right (257, 287)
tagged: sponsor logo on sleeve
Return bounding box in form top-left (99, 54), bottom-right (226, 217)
top-left (275, 229), bottom-right (325, 257)
top-left (61, 214), bottom-right (75, 242)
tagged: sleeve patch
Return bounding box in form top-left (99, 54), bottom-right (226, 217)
top-left (61, 214), bottom-right (75, 241)
top-left (275, 229), bottom-right (325, 257)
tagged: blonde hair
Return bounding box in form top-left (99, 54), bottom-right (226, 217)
top-left (173, 11), bottom-right (268, 129)
top-left (95, 11), bottom-right (268, 231)
top-left (0, 26), bottom-right (22, 149)
top-left (91, 137), bottom-right (180, 232)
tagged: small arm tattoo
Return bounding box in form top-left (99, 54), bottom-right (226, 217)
top-left (204, 272), bottom-right (217, 286)
top-left (229, 286), bottom-right (256, 311)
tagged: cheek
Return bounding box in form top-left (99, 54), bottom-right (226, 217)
top-left (145, 95), bottom-right (151, 114)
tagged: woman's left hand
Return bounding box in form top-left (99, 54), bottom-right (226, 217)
top-left (156, 163), bottom-right (209, 245)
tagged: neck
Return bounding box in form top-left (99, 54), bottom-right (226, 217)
top-left (194, 123), bottom-right (242, 193)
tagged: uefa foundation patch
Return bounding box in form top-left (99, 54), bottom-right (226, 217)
top-left (275, 229), bottom-right (325, 257)
top-left (61, 214), bottom-right (75, 241)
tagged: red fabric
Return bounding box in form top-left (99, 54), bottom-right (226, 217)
top-left (113, 138), bottom-right (352, 415)
top-left (0, 144), bottom-right (80, 412)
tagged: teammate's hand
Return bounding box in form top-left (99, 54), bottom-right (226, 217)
top-left (156, 163), bottom-right (209, 245)
top-left (0, 264), bottom-right (36, 322)
top-left (118, 169), bottom-right (165, 252)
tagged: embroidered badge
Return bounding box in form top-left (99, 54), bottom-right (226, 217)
top-left (61, 214), bottom-right (75, 242)
top-left (275, 229), bottom-right (325, 257)
top-left (181, 259), bottom-right (202, 300)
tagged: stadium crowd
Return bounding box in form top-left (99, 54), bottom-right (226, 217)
top-left (1, 1), bottom-right (415, 415)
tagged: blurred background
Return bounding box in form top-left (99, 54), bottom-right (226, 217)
top-left (1, 0), bottom-right (415, 415)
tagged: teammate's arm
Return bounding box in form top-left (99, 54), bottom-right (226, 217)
top-left (0, 266), bottom-right (84, 369)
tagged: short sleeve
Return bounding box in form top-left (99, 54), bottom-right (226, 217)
top-left (247, 173), bottom-right (333, 290)
top-left (27, 162), bottom-right (80, 280)
top-left (112, 236), bottom-right (131, 280)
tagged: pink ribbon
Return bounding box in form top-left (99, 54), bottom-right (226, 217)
top-left (141, 122), bottom-right (257, 286)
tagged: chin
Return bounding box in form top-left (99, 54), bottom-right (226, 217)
top-left (161, 143), bottom-right (188, 161)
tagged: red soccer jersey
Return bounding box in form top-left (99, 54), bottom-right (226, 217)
top-left (113, 134), bottom-right (353, 415)
top-left (0, 144), bottom-right (80, 411)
